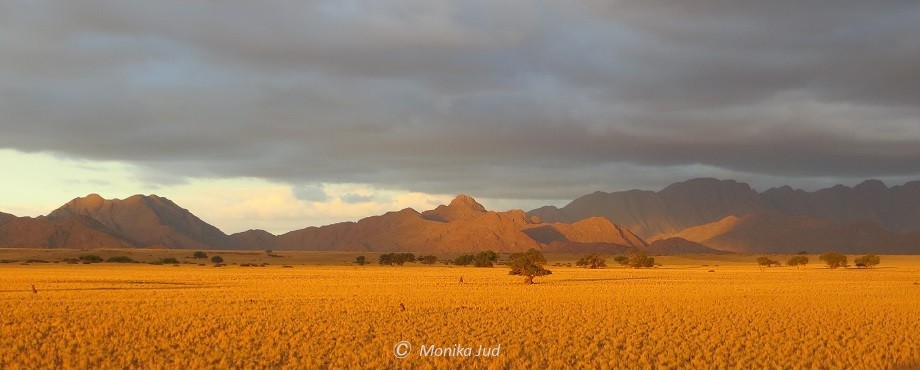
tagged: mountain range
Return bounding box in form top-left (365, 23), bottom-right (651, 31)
top-left (1, 178), bottom-right (919, 254)
top-left (0, 192), bottom-right (718, 254)
top-left (529, 178), bottom-right (920, 254)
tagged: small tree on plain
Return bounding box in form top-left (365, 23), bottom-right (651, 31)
top-left (613, 255), bottom-right (629, 266)
top-left (355, 256), bottom-right (367, 266)
top-left (756, 256), bottom-right (780, 271)
top-left (819, 252), bottom-right (847, 269)
top-left (211, 255), bottom-right (224, 264)
top-left (453, 254), bottom-right (474, 266)
top-left (418, 255), bottom-right (438, 264)
top-left (854, 254), bottom-right (880, 268)
top-left (106, 256), bottom-right (135, 263)
top-left (400, 253), bottom-right (416, 265)
top-left (575, 254), bottom-right (607, 269)
top-left (79, 255), bottom-right (104, 263)
top-left (627, 251), bottom-right (655, 269)
top-left (473, 251), bottom-right (498, 267)
top-left (508, 249), bottom-right (552, 284)
top-left (193, 251), bottom-right (208, 259)
top-left (787, 255), bottom-right (809, 268)
top-left (378, 253), bottom-right (415, 266)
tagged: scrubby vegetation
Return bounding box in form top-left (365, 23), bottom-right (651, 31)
top-left (820, 252), bottom-right (848, 269)
top-left (756, 256), bottom-right (781, 271)
top-left (472, 251), bottom-right (497, 267)
top-left (417, 255), bottom-right (438, 264)
top-left (451, 251), bottom-right (498, 267)
top-left (452, 254), bottom-right (474, 266)
top-left (105, 256), bottom-right (136, 263)
top-left (79, 255), bottom-right (104, 263)
top-left (626, 251), bottom-right (655, 269)
top-left (575, 253), bottom-right (606, 269)
top-left (378, 253), bottom-right (415, 266)
top-left (854, 254), bottom-right (880, 268)
top-left (787, 255), bottom-right (809, 267)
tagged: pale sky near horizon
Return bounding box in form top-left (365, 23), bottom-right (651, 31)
top-left (2, 1), bottom-right (919, 233)
top-left (0, 149), bottom-right (554, 233)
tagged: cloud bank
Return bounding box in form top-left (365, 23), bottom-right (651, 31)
top-left (2, 1), bottom-right (919, 199)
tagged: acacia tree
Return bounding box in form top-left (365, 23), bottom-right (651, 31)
top-left (508, 249), bottom-right (552, 284)
top-left (473, 251), bottom-right (498, 267)
top-left (575, 253), bottom-right (607, 269)
top-left (854, 254), bottom-right (880, 268)
top-left (756, 256), bottom-right (780, 271)
top-left (355, 256), bottom-right (367, 266)
top-left (378, 253), bottom-right (415, 266)
top-left (452, 254), bottom-right (474, 266)
top-left (627, 251), bottom-right (655, 269)
top-left (787, 255), bottom-right (809, 268)
top-left (820, 252), bottom-right (848, 269)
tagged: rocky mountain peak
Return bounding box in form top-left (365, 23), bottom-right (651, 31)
top-left (449, 194), bottom-right (486, 211)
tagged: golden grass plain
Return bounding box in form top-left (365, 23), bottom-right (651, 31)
top-left (1, 252), bottom-right (918, 368)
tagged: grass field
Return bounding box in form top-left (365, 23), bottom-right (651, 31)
top-left (1, 251), bottom-right (918, 368)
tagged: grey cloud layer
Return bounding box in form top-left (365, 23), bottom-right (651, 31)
top-left (2, 1), bottom-right (919, 198)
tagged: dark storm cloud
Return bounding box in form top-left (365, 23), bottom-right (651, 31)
top-left (1, 0), bottom-right (919, 199)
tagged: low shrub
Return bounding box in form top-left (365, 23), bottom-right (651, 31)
top-left (79, 255), bottom-right (104, 263)
top-left (106, 256), bottom-right (136, 263)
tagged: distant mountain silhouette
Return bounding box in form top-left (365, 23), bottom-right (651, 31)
top-left (45, 194), bottom-right (230, 249)
top-left (646, 237), bottom-right (731, 255)
top-left (761, 179), bottom-right (920, 233)
top-left (0, 212), bottom-right (15, 224)
top-left (522, 217), bottom-right (647, 248)
top-left (275, 198), bottom-right (544, 253)
top-left (0, 213), bottom-right (134, 248)
top-left (267, 195), bottom-right (742, 254)
top-left (530, 178), bottom-right (920, 239)
top-left (530, 178), bottom-right (768, 238)
top-left (657, 211), bottom-right (917, 254)
top-left (230, 229), bottom-right (278, 250)
top-left (3, 180), bottom-right (919, 254)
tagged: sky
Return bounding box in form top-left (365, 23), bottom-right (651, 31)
top-left (2, 1), bottom-right (919, 234)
